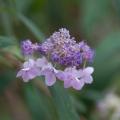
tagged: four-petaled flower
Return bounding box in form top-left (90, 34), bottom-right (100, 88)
top-left (17, 59), bottom-right (41, 82)
top-left (57, 67), bottom-right (94, 90)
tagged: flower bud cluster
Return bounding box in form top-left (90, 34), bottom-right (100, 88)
top-left (39, 28), bottom-right (94, 66)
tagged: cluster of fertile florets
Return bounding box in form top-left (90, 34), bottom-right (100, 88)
top-left (17, 28), bottom-right (95, 90)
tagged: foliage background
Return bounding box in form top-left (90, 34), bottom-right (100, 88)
top-left (0, 0), bottom-right (120, 120)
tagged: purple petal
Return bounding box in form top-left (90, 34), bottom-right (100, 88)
top-left (31, 68), bottom-right (41, 76)
top-left (84, 76), bottom-right (93, 84)
top-left (23, 59), bottom-right (35, 68)
top-left (64, 79), bottom-right (71, 88)
top-left (27, 69), bottom-right (40, 79)
top-left (36, 57), bottom-right (48, 67)
top-left (19, 70), bottom-right (35, 82)
top-left (72, 79), bottom-right (85, 90)
top-left (22, 71), bottom-right (30, 82)
top-left (56, 71), bottom-right (65, 81)
top-left (17, 59), bottom-right (41, 82)
top-left (44, 71), bottom-right (56, 86)
top-left (83, 67), bottom-right (94, 75)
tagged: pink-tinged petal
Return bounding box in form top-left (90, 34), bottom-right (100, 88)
top-left (45, 71), bottom-right (56, 86)
top-left (72, 79), bottom-right (85, 90)
top-left (84, 76), bottom-right (93, 84)
top-left (83, 67), bottom-right (94, 75)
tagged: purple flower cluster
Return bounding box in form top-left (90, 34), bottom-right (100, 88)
top-left (39, 28), bottom-right (94, 66)
top-left (17, 28), bottom-right (95, 90)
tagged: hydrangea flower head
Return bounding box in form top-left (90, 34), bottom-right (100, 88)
top-left (17, 28), bottom-right (95, 90)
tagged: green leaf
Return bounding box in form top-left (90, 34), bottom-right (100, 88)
top-left (0, 36), bottom-right (16, 48)
top-left (23, 83), bottom-right (57, 120)
top-left (0, 1), bottom-right (15, 37)
top-left (0, 69), bottom-right (16, 93)
top-left (3, 46), bottom-right (23, 60)
top-left (92, 31), bottom-right (120, 90)
top-left (18, 14), bottom-right (45, 41)
top-left (49, 82), bottom-right (79, 120)
top-left (81, 0), bottom-right (111, 37)
top-left (14, 0), bottom-right (32, 13)
top-left (94, 31), bottom-right (120, 68)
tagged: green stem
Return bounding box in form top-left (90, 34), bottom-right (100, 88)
top-left (83, 59), bottom-right (87, 69)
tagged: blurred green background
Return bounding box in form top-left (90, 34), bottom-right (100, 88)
top-left (0, 0), bottom-right (120, 120)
